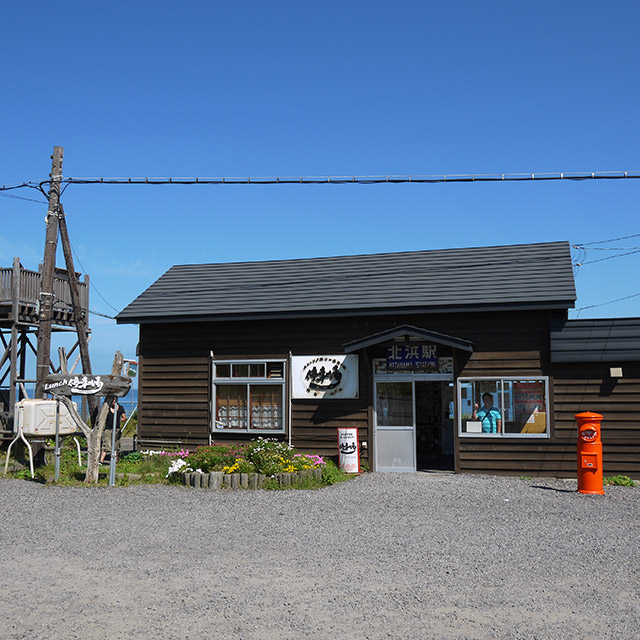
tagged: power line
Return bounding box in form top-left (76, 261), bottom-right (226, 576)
top-left (67, 236), bottom-right (120, 315)
top-left (574, 248), bottom-right (640, 266)
top-left (575, 232), bottom-right (640, 246)
top-left (2, 170), bottom-right (640, 193)
top-left (575, 291), bottom-right (640, 314)
top-left (48, 170), bottom-right (640, 187)
top-left (0, 191), bottom-right (47, 204)
top-left (577, 246), bottom-right (640, 251)
top-left (55, 300), bottom-right (117, 320)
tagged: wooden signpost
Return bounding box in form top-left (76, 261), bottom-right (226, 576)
top-left (45, 351), bottom-right (131, 484)
top-left (43, 373), bottom-right (131, 398)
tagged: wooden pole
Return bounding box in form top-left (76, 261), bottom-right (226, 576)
top-left (35, 146), bottom-right (63, 398)
top-left (57, 203), bottom-right (98, 416)
top-left (9, 257), bottom-right (20, 414)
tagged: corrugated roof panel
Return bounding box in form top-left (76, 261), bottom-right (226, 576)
top-left (117, 241), bottom-right (576, 323)
top-left (550, 318), bottom-right (640, 362)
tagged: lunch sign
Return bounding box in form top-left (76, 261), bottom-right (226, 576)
top-left (43, 374), bottom-right (131, 397)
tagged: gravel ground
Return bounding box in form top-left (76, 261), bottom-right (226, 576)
top-left (0, 473), bottom-right (638, 640)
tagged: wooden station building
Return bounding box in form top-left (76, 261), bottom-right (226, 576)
top-left (117, 241), bottom-right (640, 478)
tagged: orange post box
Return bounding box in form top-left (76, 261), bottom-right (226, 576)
top-left (575, 412), bottom-right (604, 495)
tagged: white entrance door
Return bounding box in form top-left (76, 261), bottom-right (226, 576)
top-left (374, 381), bottom-right (416, 472)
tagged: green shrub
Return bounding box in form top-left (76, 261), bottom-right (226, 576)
top-left (184, 443), bottom-right (242, 473)
top-left (122, 451), bottom-right (143, 463)
top-left (603, 475), bottom-right (636, 487)
top-left (121, 409), bottom-right (138, 438)
top-left (321, 460), bottom-right (352, 486)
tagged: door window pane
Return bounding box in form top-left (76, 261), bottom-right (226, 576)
top-left (376, 382), bottom-right (413, 426)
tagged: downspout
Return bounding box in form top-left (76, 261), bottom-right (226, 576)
top-left (288, 351), bottom-right (293, 447)
top-left (209, 350), bottom-right (214, 446)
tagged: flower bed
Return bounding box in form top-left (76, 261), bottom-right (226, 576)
top-left (159, 438), bottom-right (327, 489)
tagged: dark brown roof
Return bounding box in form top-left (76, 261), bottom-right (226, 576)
top-left (117, 241), bottom-right (576, 324)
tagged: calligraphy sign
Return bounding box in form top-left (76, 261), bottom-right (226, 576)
top-left (43, 373), bottom-right (131, 397)
top-left (291, 355), bottom-right (359, 399)
top-left (337, 427), bottom-right (360, 473)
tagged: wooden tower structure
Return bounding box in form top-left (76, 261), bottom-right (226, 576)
top-left (0, 257), bottom-right (90, 432)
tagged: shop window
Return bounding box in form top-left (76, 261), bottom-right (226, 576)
top-left (213, 360), bottom-right (286, 432)
top-left (458, 377), bottom-right (549, 438)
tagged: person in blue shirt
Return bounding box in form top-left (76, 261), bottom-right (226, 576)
top-left (472, 392), bottom-right (502, 433)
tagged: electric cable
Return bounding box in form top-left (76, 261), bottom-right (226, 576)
top-left (574, 291), bottom-right (640, 312)
top-left (575, 232), bottom-right (640, 246)
top-left (573, 248), bottom-right (640, 266)
top-left (0, 191), bottom-right (47, 204)
top-left (2, 169), bottom-right (640, 193)
top-left (66, 235), bottom-right (120, 314)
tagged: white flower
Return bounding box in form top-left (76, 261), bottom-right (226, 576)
top-left (166, 458), bottom-right (190, 477)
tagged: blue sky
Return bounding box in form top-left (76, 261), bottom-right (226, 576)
top-left (1, 1), bottom-right (639, 375)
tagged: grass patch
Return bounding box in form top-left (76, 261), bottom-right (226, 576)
top-left (3, 446), bottom-right (173, 486)
top-left (260, 460), bottom-right (355, 490)
top-left (603, 475), bottom-right (636, 487)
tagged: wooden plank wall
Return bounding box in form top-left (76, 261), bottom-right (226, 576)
top-left (454, 310), bottom-right (560, 476)
top-left (136, 308), bottom-right (635, 478)
top-left (552, 362), bottom-right (640, 478)
top-left (137, 355), bottom-right (210, 449)
top-left (138, 316), bottom-right (377, 456)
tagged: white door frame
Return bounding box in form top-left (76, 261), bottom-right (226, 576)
top-left (373, 373), bottom-right (453, 472)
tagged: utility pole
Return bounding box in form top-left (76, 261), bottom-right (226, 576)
top-left (35, 146), bottom-right (63, 398)
top-left (57, 203), bottom-right (98, 415)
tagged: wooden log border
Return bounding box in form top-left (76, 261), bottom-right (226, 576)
top-left (181, 468), bottom-right (323, 489)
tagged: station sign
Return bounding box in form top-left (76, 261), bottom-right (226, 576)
top-left (386, 344), bottom-right (438, 371)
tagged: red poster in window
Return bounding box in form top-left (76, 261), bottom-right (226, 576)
top-left (513, 381), bottom-right (544, 415)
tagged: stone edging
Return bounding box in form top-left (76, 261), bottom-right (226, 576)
top-left (182, 467), bottom-right (323, 489)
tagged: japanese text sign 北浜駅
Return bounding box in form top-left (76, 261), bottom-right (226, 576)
top-left (386, 344), bottom-right (438, 371)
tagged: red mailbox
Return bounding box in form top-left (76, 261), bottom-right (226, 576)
top-left (575, 412), bottom-right (604, 495)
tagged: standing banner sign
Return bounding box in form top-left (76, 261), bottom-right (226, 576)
top-left (337, 427), bottom-right (360, 473)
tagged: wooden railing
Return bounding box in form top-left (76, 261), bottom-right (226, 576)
top-left (0, 263), bottom-right (89, 311)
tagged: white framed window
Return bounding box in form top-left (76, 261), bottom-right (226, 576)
top-left (213, 360), bottom-right (286, 433)
top-left (458, 377), bottom-right (550, 438)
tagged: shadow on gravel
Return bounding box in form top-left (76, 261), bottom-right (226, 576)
top-left (531, 484), bottom-right (576, 494)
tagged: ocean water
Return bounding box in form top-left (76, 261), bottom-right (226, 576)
top-left (16, 384), bottom-right (139, 415)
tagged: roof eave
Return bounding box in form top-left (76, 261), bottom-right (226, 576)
top-left (344, 324), bottom-right (474, 353)
top-left (116, 299), bottom-right (576, 325)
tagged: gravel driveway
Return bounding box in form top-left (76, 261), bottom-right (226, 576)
top-left (0, 473), bottom-right (638, 640)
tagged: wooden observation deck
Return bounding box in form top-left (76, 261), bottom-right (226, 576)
top-left (0, 258), bottom-right (90, 428)
top-left (0, 259), bottom-right (89, 327)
